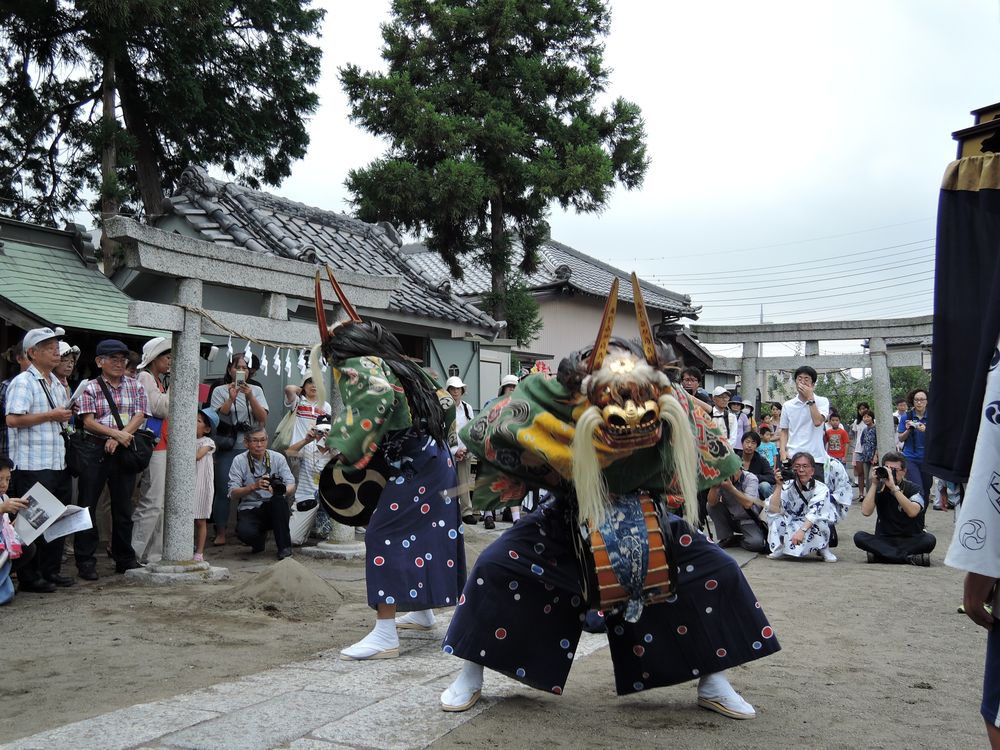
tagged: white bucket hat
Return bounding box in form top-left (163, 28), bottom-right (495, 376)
top-left (500, 374), bottom-right (519, 388)
top-left (139, 337), bottom-right (172, 370)
top-left (445, 376), bottom-right (466, 391)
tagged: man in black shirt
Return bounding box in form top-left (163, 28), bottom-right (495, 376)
top-left (853, 451), bottom-right (936, 566)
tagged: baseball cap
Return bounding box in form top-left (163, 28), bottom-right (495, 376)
top-left (95, 339), bottom-right (129, 356)
top-left (712, 386), bottom-right (731, 397)
top-left (23, 326), bottom-right (65, 350)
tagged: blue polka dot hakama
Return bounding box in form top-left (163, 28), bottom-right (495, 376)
top-left (365, 433), bottom-right (466, 611)
top-left (443, 497), bottom-right (779, 696)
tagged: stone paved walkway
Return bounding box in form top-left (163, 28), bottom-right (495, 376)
top-left (1, 623), bottom-right (608, 750)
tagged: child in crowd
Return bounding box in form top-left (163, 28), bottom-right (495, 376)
top-left (757, 425), bottom-right (779, 467)
top-left (0, 458), bottom-right (27, 604)
top-left (858, 411), bottom-right (878, 494)
top-left (824, 412), bottom-right (851, 466)
top-left (194, 408), bottom-right (218, 562)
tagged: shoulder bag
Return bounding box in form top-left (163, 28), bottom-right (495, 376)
top-left (38, 378), bottom-right (94, 477)
top-left (96, 378), bottom-right (157, 473)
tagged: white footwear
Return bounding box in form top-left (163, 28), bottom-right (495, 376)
top-left (440, 661), bottom-right (484, 712)
top-left (697, 693), bottom-right (756, 719)
top-left (767, 549), bottom-right (783, 560)
top-left (340, 619), bottom-right (399, 660)
top-left (396, 609), bottom-right (436, 631)
top-left (697, 672), bottom-right (756, 719)
top-left (441, 683), bottom-right (482, 712)
top-left (340, 641), bottom-right (399, 660)
top-left (820, 548), bottom-right (837, 563)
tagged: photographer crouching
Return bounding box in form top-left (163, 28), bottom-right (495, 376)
top-left (228, 427), bottom-right (296, 560)
top-left (853, 451), bottom-right (935, 566)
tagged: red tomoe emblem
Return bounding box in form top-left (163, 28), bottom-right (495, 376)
top-left (360, 419), bottom-right (373, 430)
top-left (716, 648), bottom-right (727, 658)
top-left (447, 559), bottom-right (455, 567)
top-left (705, 579), bottom-right (718, 591)
top-left (633, 645), bottom-right (645, 657)
top-left (677, 625), bottom-right (688, 635)
top-left (415, 558), bottom-right (424, 568)
top-left (373, 556), bottom-right (385, 566)
top-left (420, 503), bottom-right (430, 514)
top-left (495, 628), bottom-right (508, 639)
top-left (458, 594), bottom-right (466, 605)
top-left (761, 626), bottom-right (774, 638)
top-left (508, 550), bottom-right (519, 559)
top-left (679, 534), bottom-right (693, 546)
top-left (389, 503), bottom-right (399, 511)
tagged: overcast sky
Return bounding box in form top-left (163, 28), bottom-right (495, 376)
top-left (278, 0), bottom-right (1000, 347)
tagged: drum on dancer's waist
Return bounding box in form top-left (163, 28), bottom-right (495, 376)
top-left (581, 493), bottom-right (676, 620)
top-left (318, 451), bottom-right (390, 527)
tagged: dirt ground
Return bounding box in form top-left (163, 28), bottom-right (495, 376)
top-left (2, 507), bottom-right (989, 749)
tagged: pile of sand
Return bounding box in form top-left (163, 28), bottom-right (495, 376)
top-left (206, 558), bottom-right (345, 618)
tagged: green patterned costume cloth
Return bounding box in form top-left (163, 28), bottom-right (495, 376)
top-left (459, 373), bottom-right (740, 510)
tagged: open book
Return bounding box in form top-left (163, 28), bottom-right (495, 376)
top-left (12, 482), bottom-right (92, 545)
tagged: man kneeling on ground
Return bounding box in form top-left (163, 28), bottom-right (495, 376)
top-left (707, 467), bottom-right (768, 553)
top-left (853, 451), bottom-right (935, 566)
top-left (228, 428), bottom-right (296, 560)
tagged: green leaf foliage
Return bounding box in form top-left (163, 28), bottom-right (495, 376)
top-left (815, 366), bottom-right (931, 420)
top-left (341, 0), bottom-right (649, 320)
top-left (0, 0), bottom-right (324, 225)
top-left (481, 273), bottom-right (543, 347)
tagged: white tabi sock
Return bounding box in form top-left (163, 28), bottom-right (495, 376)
top-left (341, 618), bottom-right (399, 659)
top-left (441, 660), bottom-right (484, 710)
top-left (510, 507), bottom-right (521, 521)
top-left (396, 609), bottom-right (436, 628)
top-left (698, 671), bottom-right (738, 700)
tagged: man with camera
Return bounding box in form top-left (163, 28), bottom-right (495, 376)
top-left (766, 451), bottom-right (838, 562)
top-left (229, 427), bottom-right (296, 559)
top-left (852, 451), bottom-right (935, 566)
top-left (286, 414), bottom-right (336, 545)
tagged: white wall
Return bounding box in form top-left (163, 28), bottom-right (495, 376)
top-left (534, 295), bottom-right (645, 361)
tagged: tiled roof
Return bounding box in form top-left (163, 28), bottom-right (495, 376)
top-left (401, 239), bottom-right (699, 319)
top-left (158, 166), bottom-right (501, 333)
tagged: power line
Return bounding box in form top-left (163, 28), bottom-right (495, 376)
top-left (686, 267), bottom-right (933, 300)
top-left (646, 247), bottom-right (934, 287)
top-left (696, 270), bottom-right (933, 307)
top-left (627, 219), bottom-right (935, 262)
top-left (699, 289), bottom-right (934, 322)
top-left (644, 239), bottom-right (934, 281)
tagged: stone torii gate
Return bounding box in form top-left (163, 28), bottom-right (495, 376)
top-left (106, 217), bottom-right (399, 581)
top-left (690, 316), bottom-right (934, 459)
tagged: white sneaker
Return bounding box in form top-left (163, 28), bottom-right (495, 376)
top-left (820, 548), bottom-right (837, 563)
top-left (767, 549), bottom-right (783, 560)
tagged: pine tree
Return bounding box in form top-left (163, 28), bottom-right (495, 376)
top-left (0, 0), bottom-right (324, 232)
top-left (340, 0), bottom-right (649, 330)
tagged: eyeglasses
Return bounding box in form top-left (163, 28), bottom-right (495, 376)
top-left (102, 355), bottom-right (128, 364)
top-left (247, 437), bottom-right (268, 444)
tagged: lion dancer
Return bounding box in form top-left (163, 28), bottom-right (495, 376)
top-left (313, 268), bottom-right (467, 660)
top-left (440, 275), bottom-right (779, 719)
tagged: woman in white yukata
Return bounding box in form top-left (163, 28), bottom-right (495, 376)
top-left (766, 451), bottom-right (839, 562)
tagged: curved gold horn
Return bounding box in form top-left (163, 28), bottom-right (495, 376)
top-left (586, 277), bottom-right (619, 373)
top-left (630, 272), bottom-right (659, 367)
top-left (315, 270), bottom-right (330, 343)
top-left (326, 265), bottom-right (362, 323)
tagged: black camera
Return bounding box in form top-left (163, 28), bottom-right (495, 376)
top-left (874, 466), bottom-right (888, 479)
top-left (268, 474), bottom-right (287, 497)
top-left (236, 421), bottom-right (253, 433)
top-left (780, 459), bottom-right (795, 481)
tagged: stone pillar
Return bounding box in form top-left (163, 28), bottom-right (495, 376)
top-left (869, 336), bottom-right (894, 460)
top-left (741, 340), bottom-right (758, 408)
top-left (162, 278), bottom-right (202, 563)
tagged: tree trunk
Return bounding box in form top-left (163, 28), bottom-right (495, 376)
top-left (116, 55), bottom-right (165, 219)
top-left (99, 52), bottom-right (118, 276)
top-left (489, 191), bottom-right (507, 322)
